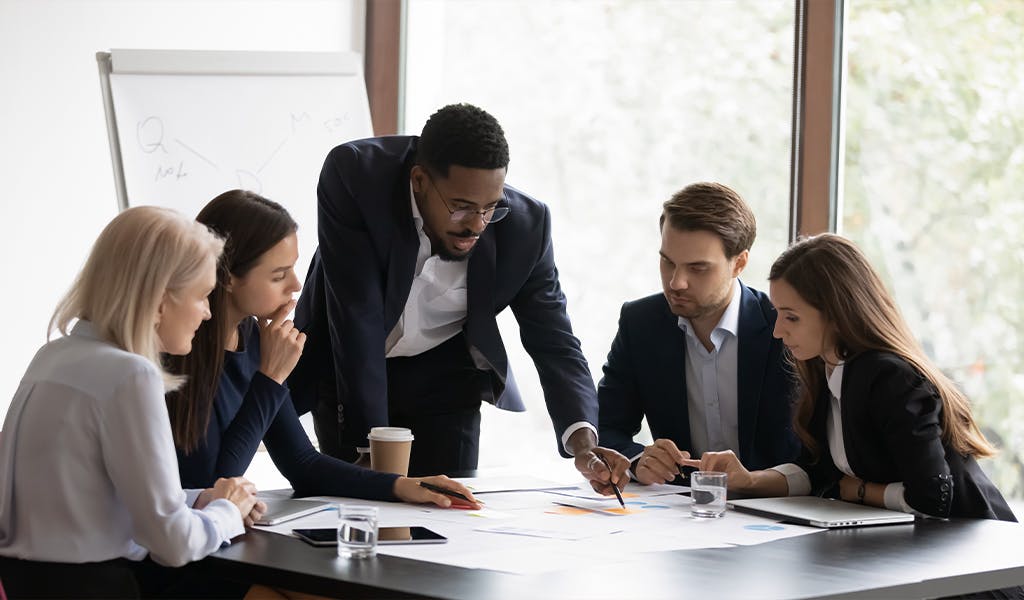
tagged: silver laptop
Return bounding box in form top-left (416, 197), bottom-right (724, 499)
top-left (254, 498), bottom-right (333, 526)
top-left (728, 496), bottom-right (915, 528)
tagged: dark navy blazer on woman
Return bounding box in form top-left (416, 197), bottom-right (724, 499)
top-left (598, 283), bottom-right (799, 470)
top-left (176, 317), bottom-right (398, 499)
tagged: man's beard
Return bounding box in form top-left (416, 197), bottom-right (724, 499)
top-left (667, 293), bottom-right (728, 321)
top-left (436, 230), bottom-right (479, 262)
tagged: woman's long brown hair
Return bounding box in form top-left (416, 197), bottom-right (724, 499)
top-left (164, 190), bottom-right (297, 453)
top-left (769, 234), bottom-right (995, 459)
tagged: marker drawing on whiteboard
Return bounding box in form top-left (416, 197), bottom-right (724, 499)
top-left (257, 137), bottom-right (289, 175)
top-left (174, 138), bottom-right (219, 171)
top-left (235, 169), bottom-right (262, 194)
top-left (155, 161), bottom-right (187, 182)
top-left (137, 117), bottom-right (167, 154)
top-left (323, 113), bottom-right (350, 134)
top-left (290, 112), bottom-right (311, 133)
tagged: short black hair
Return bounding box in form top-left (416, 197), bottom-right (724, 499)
top-left (416, 103), bottom-right (510, 176)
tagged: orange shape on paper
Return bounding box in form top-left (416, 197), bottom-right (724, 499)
top-left (604, 507), bottom-right (642, 515)
top-left (546, 506), bottom-right (592, 516)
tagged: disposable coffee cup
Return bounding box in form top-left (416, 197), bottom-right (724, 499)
top-left (368, 427), bottom-right (414, 476)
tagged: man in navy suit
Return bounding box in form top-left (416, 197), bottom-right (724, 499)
top-left (292, 104), bottom-right (628, 488)
top-left (598, 182), bottom-right (799, 484)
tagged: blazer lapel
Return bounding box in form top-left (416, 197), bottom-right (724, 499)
top-left (464, 230), bottom-right (506, 387)
top-left (736, 282), bottom-right (770, 460)
top-left (383, 167), bottom-right (418, 330)
top-left (656, 298), bottom-right (692, 449)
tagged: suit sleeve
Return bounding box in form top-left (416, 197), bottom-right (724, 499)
top-left (261, 395), bottom-right (399, 499)
top-left (597, 304), bottom-right (645, 458)
top-left (212, 372), bottom-right (288, 478)
top-left (316, 148), bottom-right (390, 448)
top-left (869, 359), bottom-right (954, 518)
top-left (509, 204), bottom-right (598, 456)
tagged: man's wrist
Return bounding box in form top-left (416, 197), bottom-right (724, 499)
top-left (565, 428), bottom-right (598, 456)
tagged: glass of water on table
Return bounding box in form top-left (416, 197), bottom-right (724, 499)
top-left (690, 471), bottom-right (728, 518)
top-left (337, 504), bottom-right (379, 558)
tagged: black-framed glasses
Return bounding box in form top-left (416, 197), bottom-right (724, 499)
top-left (426, 174), bottom-right (510, 224)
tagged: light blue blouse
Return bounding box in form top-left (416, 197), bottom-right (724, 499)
top-left (0, 321), bottom-right (243, 566)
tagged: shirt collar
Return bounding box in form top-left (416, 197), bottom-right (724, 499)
top-left (71, 319), bottom-right (100, 340)
top-left (676, 279), bottom-right (742, 347)
top-left (827, 361), bottom-right (846, 399)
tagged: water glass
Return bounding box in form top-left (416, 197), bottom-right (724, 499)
top-left (690, 471), bottom-right (728, 518)
top-left (337, 504), bottom-right (378, 558)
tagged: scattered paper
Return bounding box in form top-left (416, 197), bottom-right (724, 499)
top-left (454, 475), bottom-right (578, 494)
top-left (475, 518), bottom-right (623, 540)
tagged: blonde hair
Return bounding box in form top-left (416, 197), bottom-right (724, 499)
top-left (769, 233), bottom-right (996, 459)
top-left (49, 206), bottom-right (224, 391)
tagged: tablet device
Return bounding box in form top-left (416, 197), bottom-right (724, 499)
top-left (378, 526), bottom-right (447, 544)
top-left (254, 498), bottom-right (332, 526)
top-left (728, 496), bottom-right (915, 528)
top-left (292, 527), bottom-right (447, 546)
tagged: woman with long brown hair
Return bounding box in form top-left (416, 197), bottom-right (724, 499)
top-left (686, 233), bottom-right (1013, 521)
top-left (165, 190), bottom-right (478, 507)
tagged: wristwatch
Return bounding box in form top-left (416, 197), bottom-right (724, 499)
top-left (856, 480), bottom-right (866, 504)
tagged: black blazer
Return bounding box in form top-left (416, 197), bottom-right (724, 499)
top-left (292, 136), bottom-right (597, 455)
top-left (799, 351), bottom-right (1015, 521)
top-left (597, 285), bottom-right (799, 470)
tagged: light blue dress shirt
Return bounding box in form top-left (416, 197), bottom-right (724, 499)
top-left (678, 281), bottom-right (742, 458)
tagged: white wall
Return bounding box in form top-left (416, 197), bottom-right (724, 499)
top-left (0, 0), bottom-right (361, 417)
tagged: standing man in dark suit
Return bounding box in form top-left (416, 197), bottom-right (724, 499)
top-left (292, 103), bottom-right (628, 489)
top-left (598, 182), bottom-right (799, 484)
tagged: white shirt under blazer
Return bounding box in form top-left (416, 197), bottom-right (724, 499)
top-left (0, 321), bottom-right (243, 566)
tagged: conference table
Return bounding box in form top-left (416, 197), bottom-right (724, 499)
top-left (201, 487), bottom-right (1024, 599)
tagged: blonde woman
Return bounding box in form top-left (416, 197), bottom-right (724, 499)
top-left (686, 234), bottom-right (1014, 522)
top-left (0, 206), bottom-right (259, 598)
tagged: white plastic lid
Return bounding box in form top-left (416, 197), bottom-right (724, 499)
top-left (367, 426), bottom-right (414, 442)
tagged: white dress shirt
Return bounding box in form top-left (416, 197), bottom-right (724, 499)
top-left (385, 184), bottom-right (468, 357)
top-left (384, 186), bottom-right (595, 454)
top-left (771, 362), bottom-right (917, 513)
top-left (0, 321), bottom-right (244, 566)
top-left (678, 281), bottom-right (742, 458)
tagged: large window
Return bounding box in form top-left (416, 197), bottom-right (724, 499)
top-left (405, 0), bottom-right (795, 468)
top-left (842, 1), bottom-right (1024, 497)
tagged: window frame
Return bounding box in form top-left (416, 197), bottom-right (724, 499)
top-left (367, 0), bottom-right (844, 238)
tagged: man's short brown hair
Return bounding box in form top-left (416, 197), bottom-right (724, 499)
top-left (660, 182), bottom-right (757, 258)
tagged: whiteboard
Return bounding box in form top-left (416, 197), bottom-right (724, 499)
top-left (97, 49), bottom-right (374, 279)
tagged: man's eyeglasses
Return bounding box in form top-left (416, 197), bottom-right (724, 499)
top-left (427, 175), bottom-right (510, 224)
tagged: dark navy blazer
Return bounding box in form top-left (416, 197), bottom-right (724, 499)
top-left (597, 284), bottom-right (799, 470)
top-left (176, 318), bottom-right (398, 499)
top-left (799, 350), bottom-right (1015, 521)
top-left (292, 136), bottom-right (597, 455)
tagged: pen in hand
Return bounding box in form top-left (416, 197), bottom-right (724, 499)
top-left (597, 455), bottom-right (626, 509)
top-left (418, 481), bottom-right (483, 506)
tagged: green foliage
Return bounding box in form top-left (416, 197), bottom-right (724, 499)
top-left (843, 0), bottom-right (1024, 496)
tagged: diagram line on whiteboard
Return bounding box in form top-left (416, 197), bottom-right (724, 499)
top-left (257, 137), bottom-right (289, 174)
top-left (174, 138), bottom-right (219, 170)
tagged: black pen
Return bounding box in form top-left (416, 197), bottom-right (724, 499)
top-left (418, 481), bottom-right (482, 505)
top-left (597, 455), bottom-right (626, 509)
